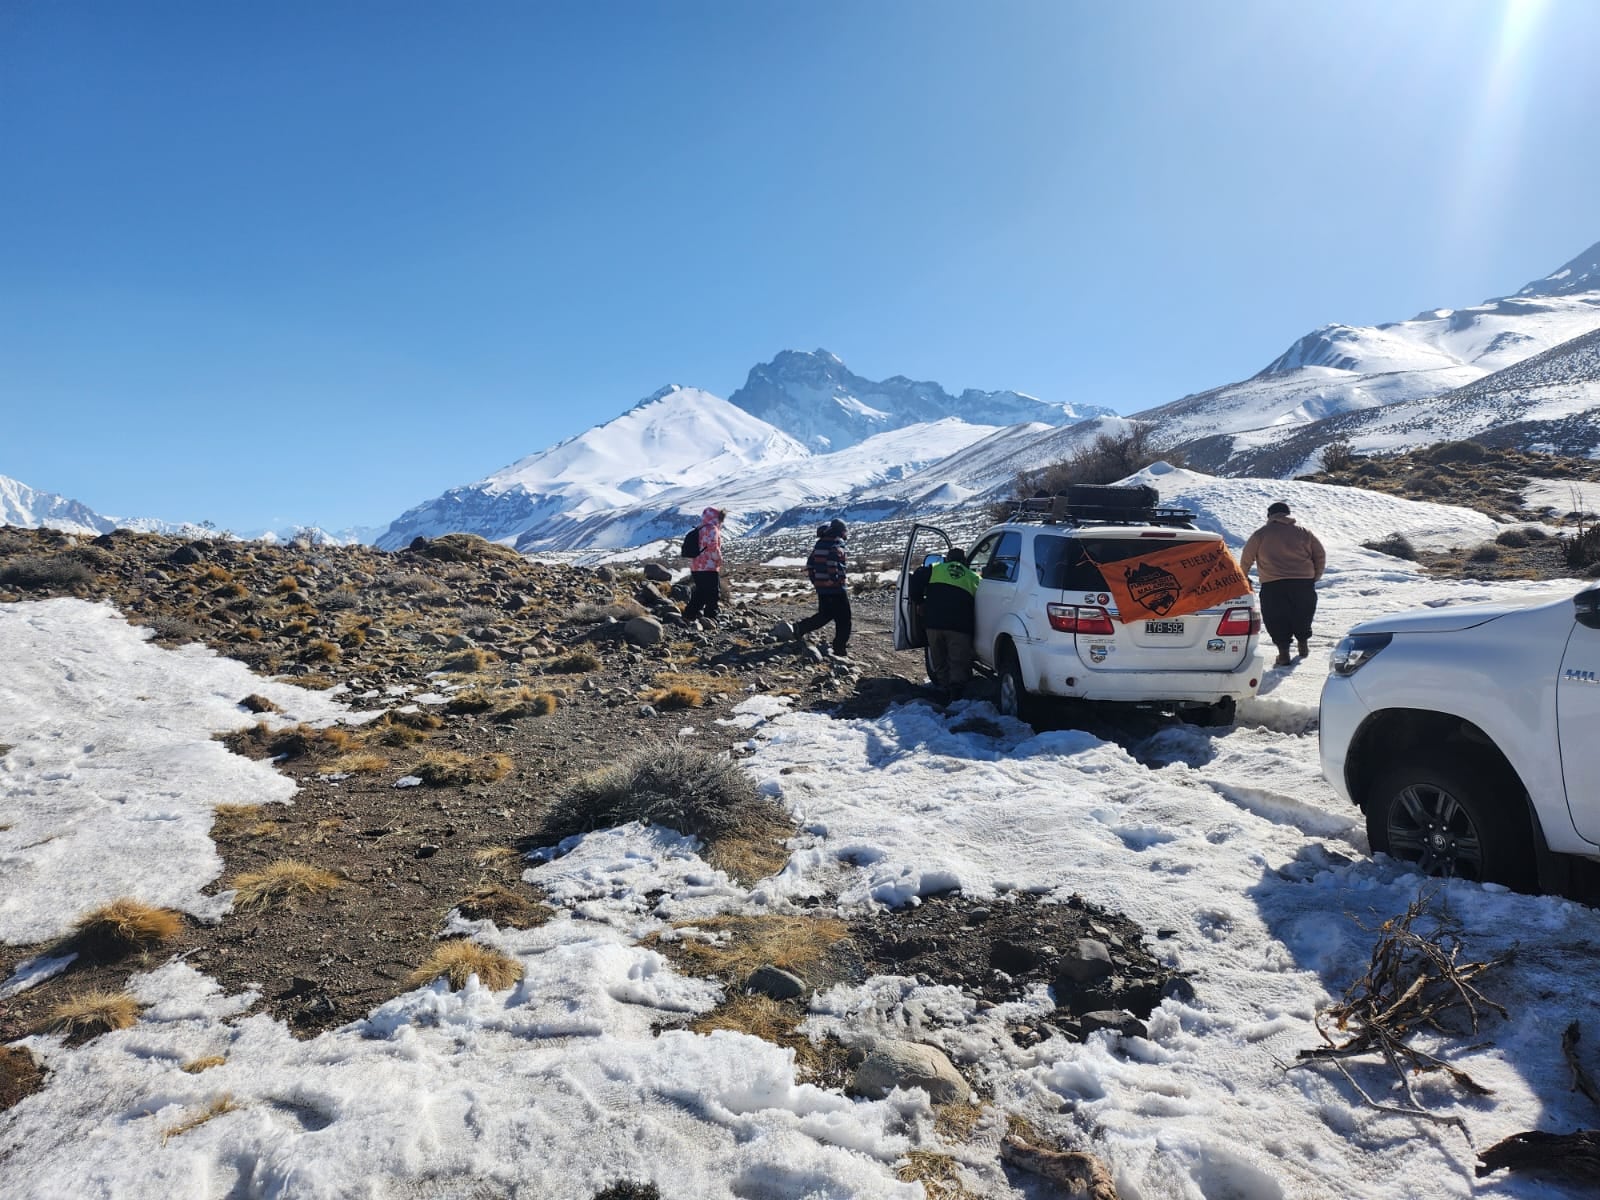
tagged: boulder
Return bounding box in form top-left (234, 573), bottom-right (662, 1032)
top-left (623, 616), bottom-right (664, 647)
top-left (1058, 938), bottom-right (1114, 985)
top-left (642, 563), bottom-right (673, 582)
top-left (745, 965), bottom-right (805, 1001)
top-left (849, 1041), bottom-right (967, 1103)
top-left (1078, 1010), bottom-right (1148, 1039)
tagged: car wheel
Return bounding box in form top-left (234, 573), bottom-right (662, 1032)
top-left (1187, 698), bottom-right (1235, 728)
top-left (1365, 755), bottom-right (1535, 890)
top-left (996, 644), bottom-right (1033, 724)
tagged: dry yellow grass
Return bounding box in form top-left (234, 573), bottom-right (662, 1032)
top-left (659, 914), bottom-right (851, 986)
top-left (414, 750), bottom-right (512, 787)
top-left (274, 575), bottom-right (301, 593)
top-left (322, 752), bottom-right (388, 775)
top-left (642, 684), bottom-right (704, 710)
top-left (180, 1055), bottom-right (227, 1074)
top-left (231, 860), bottom-right (344, 909)
top-left (652, 670), bottom-right (739, 697)
top-left (895, 1151), bottom-right (982, 1200)
top-left (496, 688), bottom-right (557, 719)
top-left (47, 991), bottom-right (141, 1038)
top-left (451, 884), bottom-right (551, 930)
top-left (687, 995), bottom-right (851, 1082)
top-left (934, 1101), bottom-right (988, 1142)
top-left (445, 689), bottom-right (494, 714)
top-left (440, 648), bottom-right (494, 673)
top-left (69, 899), bottom-right (183, 959)
top-left (407, 940), bottom-right (524, 991)
top-left (471, 846), bottom-right (522, 870)
top-left (161, 1095), bottom-right (241, 1143)
top-left (318, 727), bottom-right (356, 752)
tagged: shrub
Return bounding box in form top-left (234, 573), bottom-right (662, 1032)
top-left (231, 860), bottom-right (344, 909)
top-left (303, 639), bottom-right (341, 663)
top-left (1427, 440), bottom-right (1487, 464)
top-left (1468, 544), bottom-right (1501, 563)
top-left (445, 689), bottom-right (495, 714)
top-left (410, 533), bottom-right (522, 563)
top-left (274, 576), bottom-right (301, 594)
top-left (320, 590), bottom-right (360, 611)
top-left (240, 694), bottom-right (280, 714)
top-left (68, 899), bottom-right (183, 962)
top-left (538, 744), bottom-right (793, 881)
top-left (0, 556), bottom-right (93, 590)
top-left (1362, 533), bottom-right (1417, 561)
top-left (1564, 521), bottom-right (1600, 572)
top-left (323, 753), bottom-right (388, 775)
top-left (592, 1182), bottom-right (663, 1200)
top-left (1320, 440), bottom-right (1357, 473)
top-left (543, 650), bottom-right (601, 673)
top-left (414, 750), bottom-right (512, 786)
top-left (47, 991), bottom-right (141, 1038)
top-left (440, 648), bottom-right (494, 673)
top-left (565, 601), bottom-right (645, 625)
top-left (1494, 528), bottom-right (1530, 548)
top-left (406, 939), bottom-right (524, 990)
top-left (1014, 422), bottom-right (1186, 495)
top-left (496, 689), bottom-right (558, 720)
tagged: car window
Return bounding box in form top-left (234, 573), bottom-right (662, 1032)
top-left (982, 531), bottom-right (1021, 582)
top-left (1035, 534), bottom-right (1212, 591)
top-left (966, 534), bottom-right (1000, 578)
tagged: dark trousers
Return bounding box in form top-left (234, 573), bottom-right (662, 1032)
top-left (795, 590), bottom-right (852, 653)
top-left (683, 570), bottom-right (720, 620)
top-left (1259, 578), bottom-right (1317, 651)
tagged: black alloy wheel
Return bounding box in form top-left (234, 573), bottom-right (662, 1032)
top-left (1366, 756), bottom-right (1535, 891)
top-left (996, 644), bottom-right (1033, 724)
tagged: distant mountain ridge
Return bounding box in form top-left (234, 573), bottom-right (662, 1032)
top-left (376, 351), bottom-right (1107, 550)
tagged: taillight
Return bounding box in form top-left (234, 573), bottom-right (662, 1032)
top-left (1047, 604), bottom-right (1115, 635)
top-left (1216, 606), bottom-right (1259, 637)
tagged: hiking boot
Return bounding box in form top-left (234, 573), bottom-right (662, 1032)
top-left (1274, 650), bottom-right (1292, 667)
top-left (1296, 636), bottom-right (1309, 658)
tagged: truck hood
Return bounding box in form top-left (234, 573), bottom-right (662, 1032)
top-left (1348, 602), bottom-right (1521, 636)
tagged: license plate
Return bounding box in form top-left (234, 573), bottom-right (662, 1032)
top-left (1145, 619), bottom-right (1185, 635)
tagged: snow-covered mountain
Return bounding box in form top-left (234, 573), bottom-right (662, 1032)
top-left (1, 473), bottom-right (375, 545)
top-left (727, 349), bottom-right (1113, 452)
top-left (1138, 241), bottom-right (1600, 472)
top-left (1, 475), bottom-right (115, 536)
top-left (376, 354), bottom-right (1106, 551)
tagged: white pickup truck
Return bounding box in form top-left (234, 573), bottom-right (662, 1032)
top-left (1318, 583), bottom-right (1600, 892)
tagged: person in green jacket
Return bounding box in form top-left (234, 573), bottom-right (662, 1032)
top-left (909, 548), bottom-right (980, 701)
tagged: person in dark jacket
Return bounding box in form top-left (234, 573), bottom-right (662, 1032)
top-left (682, 506), bottom-right (726, 624)
top-left (1239, 500), bottom-right (1326, 667)
top-left (793, 518), bottom-right (851, 657)
top-left (909, 548), bottom-right (979, 700)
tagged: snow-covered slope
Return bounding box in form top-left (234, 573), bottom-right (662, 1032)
top-left (376, 387), bottom-right (811, 550)
top-left (728, 349), bottom-right (1111, 453)
top-left (1200, 324), bottom-right (1600, 477)
top-left (1516, 237), bottom-right (1600, 298)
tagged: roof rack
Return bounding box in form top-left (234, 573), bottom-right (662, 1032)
top-left (1006, 494), bottom-right (1197, 529)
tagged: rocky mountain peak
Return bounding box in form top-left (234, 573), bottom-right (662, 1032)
top-left (1516, 239), bottom-right (1600, 299)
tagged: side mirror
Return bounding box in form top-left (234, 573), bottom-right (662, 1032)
top-left (1576, 587), bottom-right (1600, 630)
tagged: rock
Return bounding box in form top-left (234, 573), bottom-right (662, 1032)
top-left (419, 632), bottom-right (449, 648)
top-left (445, 634), bottom-right (474, 651)
top-left (1078, 1009), bottom-right (1147, 1039)
top-left (642, 562), bottom-right (672, 582)
top-left (770, 620), bottom-right (796, 640)
top-left (623, 616), bottom-right (664, 647)
top-left (634, 584), bottom-right (671, 610)
top-left (168, 544), bottom-right (203, 566)
top-left (639, 704), bottom-right (658, 718)
top-left (594, 566), bottom-right (615, 582)
top-left (849, 1041), bottom-right (968, 1103)
top-left (1058, 938), bottom-right (1114, 984)
top-left (745, 965), bottom-right (805, 1001)
top-left (416, 843), bottom-right (440, 859)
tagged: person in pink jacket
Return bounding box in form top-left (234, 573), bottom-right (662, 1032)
top-left (682, 506), bottom-right (726, 624)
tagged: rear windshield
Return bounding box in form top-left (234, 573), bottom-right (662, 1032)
top-left (1035, 534), bottom-right (1215, 591)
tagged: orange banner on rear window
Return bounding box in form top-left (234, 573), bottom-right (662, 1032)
top-left (1097, 541), bottom-right (1251, 624)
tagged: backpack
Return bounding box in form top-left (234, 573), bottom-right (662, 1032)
top-left (680, 527), bottom-right (700, 559)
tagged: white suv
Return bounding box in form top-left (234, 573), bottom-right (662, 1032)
top-left (894, 487), bottom-right (1263, 727)
top-left (1319, 584), bottom-right (1600, 892)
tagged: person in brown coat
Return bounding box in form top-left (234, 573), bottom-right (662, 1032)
top-left (1239, 501), bottom-right (1326, 667)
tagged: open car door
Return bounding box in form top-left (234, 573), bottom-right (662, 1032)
top-left (894, 524), bottom-right (955, 651)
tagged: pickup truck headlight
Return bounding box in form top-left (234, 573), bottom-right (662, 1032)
top-left (1329, 632), bottom-right (1392, 676)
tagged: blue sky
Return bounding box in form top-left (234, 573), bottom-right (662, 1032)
top-left (3, 0), bottom-right (1598, 532)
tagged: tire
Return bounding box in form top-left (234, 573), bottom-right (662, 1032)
top-left (1365, 755), bottom-right (1536, 891)
top-left (1187, 697), bottom-right (1236, 729)
top-left (995, 643), bottom-right (1034, 724)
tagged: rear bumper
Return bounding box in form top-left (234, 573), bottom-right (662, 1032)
top-left (1023, 643), bottom-right (1262, 705)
